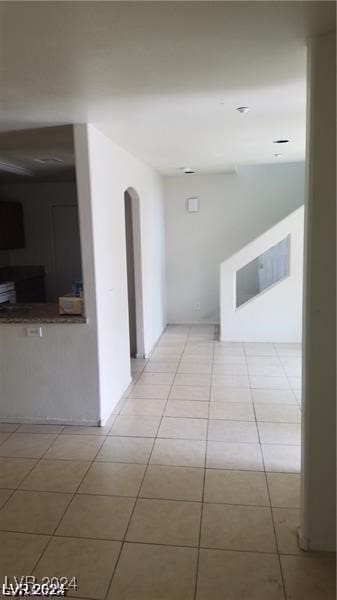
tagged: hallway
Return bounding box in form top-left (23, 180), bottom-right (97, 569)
top-left (0, 325), bottom-right (334, 599)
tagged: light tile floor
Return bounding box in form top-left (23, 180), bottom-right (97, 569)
top-left (0, 325), bottom-right (335, 600)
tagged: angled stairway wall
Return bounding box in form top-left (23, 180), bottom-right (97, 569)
top-left (220, 206), bottom-right (304, 342)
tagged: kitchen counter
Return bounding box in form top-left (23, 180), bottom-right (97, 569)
top-left (0, 303), bottom-right (87, 324)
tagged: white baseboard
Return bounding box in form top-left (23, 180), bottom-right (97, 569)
top-left (168, 321), bottom-right (219, 326)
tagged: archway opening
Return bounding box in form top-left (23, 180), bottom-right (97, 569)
top-left (124, 188), bottom-right (145, 359)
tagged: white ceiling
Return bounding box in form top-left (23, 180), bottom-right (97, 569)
top-left (0, 1), bottom-right (335, 175)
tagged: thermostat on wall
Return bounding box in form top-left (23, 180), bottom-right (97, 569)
top-left (187, 197), bottom-right (199, 212)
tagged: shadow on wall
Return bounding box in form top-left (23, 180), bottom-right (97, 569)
top-left (124, 187), bottom-right (145, 359)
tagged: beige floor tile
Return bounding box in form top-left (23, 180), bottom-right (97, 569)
top-left (288, 376), bottom-right (302, 390)
top-left (212, 363), bottom-right (248, 375)
top-left (208, 420), bottom-right (259, 443)
top-left (213, 355), bottom-right (246, 365)
top-left (255, 403), bottom-right (301, 423)
top-left (0, 457), bottom-right (37, 488)
top-left (96, 436), bottom-right (154, 463)
top-left (0, 423), bottom-right (19, 432)
top-left (252, 389), bottom-right (297, 404)
top-left (204, 469), bottom-right (269, 506)
top-left (44, 435), bottom-right (104, 461)
top-left (20, 460), bottom-right (91, 492)
top-left (56, 494), bottom-right (135, 540)
top-left (131, 357), bottom-right (147, 371)
top-left (150, 350), bottom-right (182, 361)
top-left (178, 362), bottom-right (212, 374)
top-left (272, 507), bottom-right (301, 554)
top-left (174, 373), bottom-right (211, 386)
top-left (0, 432), bottom-right (11, 445)
top-left (262, 444), bottom-right (301, 473)
top-left (126, 498), bottom-right (202, 546)
top-left (250, 375), bottom-right (290, 390)
top-left (211, 375), bottom-right (250, 388)
top-left (209, 402), bottom-right (254, 421)
top-left (183, 351), bottom-right (213, 361)
top-left (248, 365), bottom-right (285, 376)
top-left (214, 348), bottom-right (244, 358)
top-left (120, 398), bottom-right (166, 417)
top-left (158, 417), bottom-right (207, 440)
top-left (196, 548), bottom-right (284, 600)
top-left (109, 416), bottom-right (161, 437)
top-left (62, 424), bottom-right (113, 435)
top-left (0, 531), bottom-right (50, 577)
top-left (258, 422), bottom-right (301, 445)
top-left (266, 473), bottom-right (300, 508)
top-left (280, 554), bottom-right (336, 600)
top-left (275, 343), bottom-right (301, 355)
top-left (182, 352), bottom-right (213, 363)
top-left (34, 537), bottom-right (121, 599)
top-left (246, 356), bottom-right (282, 368)
top-left (108, 542), bottom-right (198, 600)
top-left (0, 488), bottom-right (12, 508)
top-left (0, 490), bottom-right (71, 534)
top-left (79, 462), bottom-right (146, 496)
top-left (201, 503), bottom-right (276, 552)
top-left (128, 384), bottom-right (171, 399)
top-left (211, 388), bottom-right (252, 402)
top-left (164, 400), bottom-right (209, 419)
top-left (17, 424), bottom-right (64, 434)
top-left (283, 365), bottom-right (302, 377)
top-left (0, 433), bottom-right (57, 458)
top-left (150, 438), bottom-right (206, 467)
top-left (244, 343), bottom-right (277, 356)
top-left (169, 385), bottom-right (210, 401)
top-left (136, 372), bottom-right (175, 385)
top-left (144, 361), bottom-right (179, 373)
top-left (206, 442), bottom-right (264, 471)
top-left (140, 465), bottom-right (204, 501)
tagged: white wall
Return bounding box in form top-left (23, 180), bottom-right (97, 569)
top-left (0, 124), bottom-right (166, 425)
top-left (164, 163), bottom-right (305, 324)
top-left (300, 32), bottom-right (336, 552)
top-left (220, 207), bottom-right (304, 342)
top-left (74, 124), bottom-right (166, 423)
top-left (0, 181), bottom-right (81, 301)
top-left (0, 175), bottom-right (101, 425)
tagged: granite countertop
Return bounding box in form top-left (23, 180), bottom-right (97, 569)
top-left (0, 303), bottom-right (87, 324)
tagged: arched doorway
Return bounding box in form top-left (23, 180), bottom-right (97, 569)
top-left (124, 188), bottom-right (145, 358)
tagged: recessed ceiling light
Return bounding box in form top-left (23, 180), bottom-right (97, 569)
top-left (274, 153), bottom-right (282, 158)
top-left (183, 167), bottom-right (195, 174)
top-left (34, 156), bottom-right (64, 165)
top-left (273, 139), bottom-right (290, 144)
top-left (236, 106), bottom-right (250, 114)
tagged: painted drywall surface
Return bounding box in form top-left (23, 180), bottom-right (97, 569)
top-left (220, 207), bottom-right (304, 342)
top-left (75, 124), bottom-right (166, 423)
top-left (300, 32), bottom-right (336, 552)
top-left (0, 323), bottom-right (100, 424)
top-left (0, 160), bottom-right (101, 424)
top-left (164, 163), bottom-right (305, 324)
top-left (0, 181), bottom-right (82, 300)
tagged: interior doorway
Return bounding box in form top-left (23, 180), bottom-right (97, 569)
top-left (124, 188), bottom-right (145, 359)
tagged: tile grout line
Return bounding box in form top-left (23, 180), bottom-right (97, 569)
top-left (27, 431), bottom-right (110, 580)
top-left (103, 325), bottom-right (193, 600)
top-left (193, 326), bottom-right (216, 600)
top-left (246, 343), bottom-right (287, 600)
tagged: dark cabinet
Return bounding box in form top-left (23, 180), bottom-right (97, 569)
top-left (0, 201), bottom-right (25, 250)
top-left (0, 266), bottom-right (45, 303)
